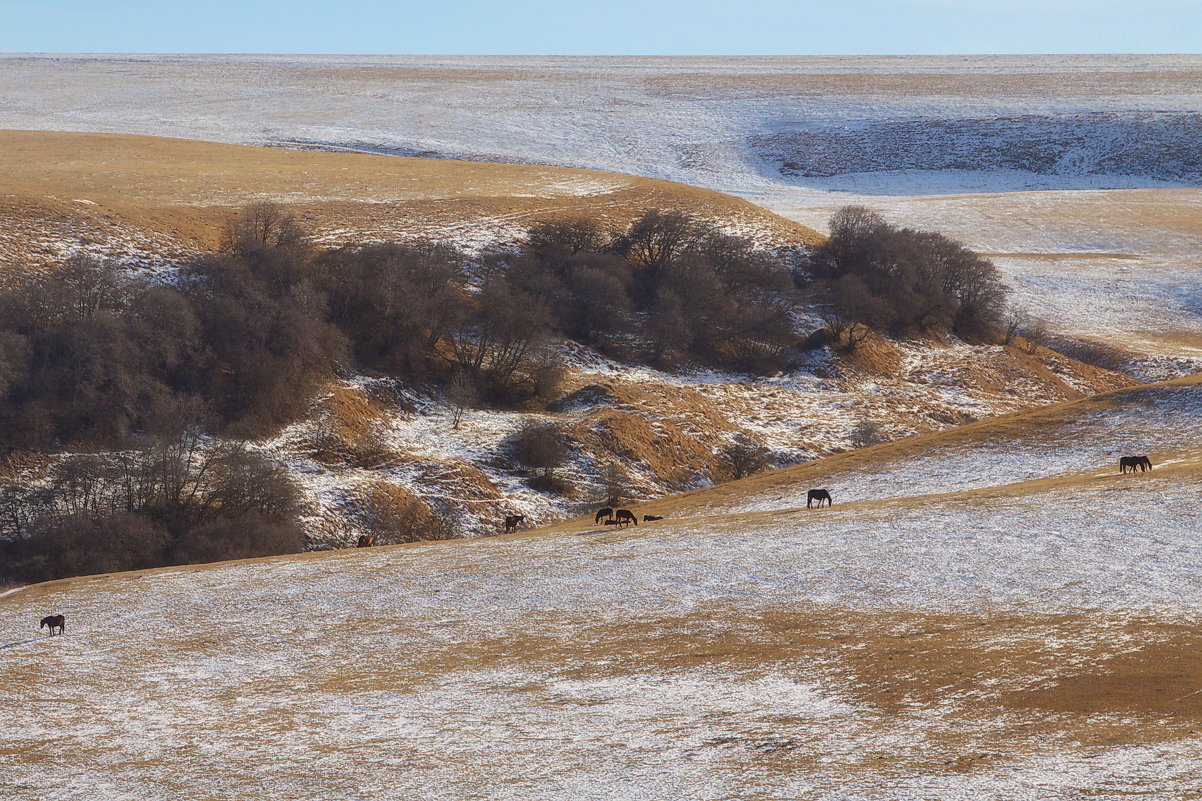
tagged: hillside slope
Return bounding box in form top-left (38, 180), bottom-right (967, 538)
top-left (266, 334), bottom-right (1134, 542)
top-left (4, 56), bottom-right (1200, 375)
top-left (0, 130), bottom-right (1140, 544)
top-left (4, 376), bottom-right (1201, 799)
top-left (0, 130), bottom-right (821, 271)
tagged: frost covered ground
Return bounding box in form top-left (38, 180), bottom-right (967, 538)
top-left (3, 56), bottom-right (1201, 797)
top-left (4, 377), bottom-right (1202, 799)
top-left (702, 379), bottom-right (1202, 515)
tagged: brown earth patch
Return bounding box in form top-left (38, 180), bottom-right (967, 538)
top-left (307, 384), bottom-right (395, 467)
top-left (349, 603), bottom-right (1202, 756)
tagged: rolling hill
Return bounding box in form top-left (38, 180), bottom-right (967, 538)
top-left (4, 375), bottom-right (1200, 799)
top-left (0, 129), bottom-right (821, 272)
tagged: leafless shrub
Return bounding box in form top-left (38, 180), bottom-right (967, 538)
top-left (220, 201), bottom-right (308, 259)
top-left (355, 482), bottom-right (460, 544)
top-left (513, 423), bottom-right (573, 495)
top-left (525, 216), bottom-right (610, 255)
top-left (446, 370), bottom-right (480, 429)
top-left (597, 461), bottom-right (634, 507)
top-left (717, 434), bottom-right (772, 482)
top-left (1021, 318), bottom-right (1051, 354)
top-left (851, 418), bottom-right (888, 448)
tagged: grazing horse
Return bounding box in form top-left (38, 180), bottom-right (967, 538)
top-left (807, 489), bottom-right (832, 508)
top-left (503, 514), bottom-right (525, 534)
top-left (613, 509), bottom-right (638, 527)
top-left (594, 507), bottom-right (614, 524)
top-left (643, 514), bottom-right (664, 522)
top-left (356, 534), bottom-right (374, 548)
top-left (40, 615), bottom-right (65, 636)
top-left (1119, 456), bottom-right (1152, 474)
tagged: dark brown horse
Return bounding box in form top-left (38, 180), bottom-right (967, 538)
top-left (613, 509), bottom-right (638, 527)
top-left (643, 514), bottom-right (664, 522)
top-left (503, 514), bottom-right (525, 534)
top-left (807, 489), bottom-right (832, 508)
top-left (1119, 456), bottom-right (1152, 474)
top-left (594, 507), bottom-right (614, 524)
top-left (356, 534), bottom-right (374, 548)
top-left (40, 615), bottom-right (65, 636)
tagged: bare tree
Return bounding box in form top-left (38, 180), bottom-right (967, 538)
top-left (446, 370), bottom-right (480, 429)
top-left (1002, 307), bottom-right (1027, 345)
top-left (598, 461), bottom-right (632, 507)
top-left (220, 201), bottom-right (307, 258)
top-left (513, 423), bottom-right (572, 494)
top-left (525, 216), bottom-right (609, 255)
top-left (718, 435), bottom-right (771, 481)
top-left (614, 209), bottom-right (702, 275)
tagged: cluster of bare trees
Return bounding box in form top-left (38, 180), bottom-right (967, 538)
top-left (0, 202), bottom-right (1027, 581)
top-left (508, 209), bottom-right (800, 372)
top-left (0, 425), bottom-right (303, 583)
top-left (801, 206), bottom-right (1011, 347)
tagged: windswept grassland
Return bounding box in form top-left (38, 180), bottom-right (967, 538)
top-left (4, 376), bottom-right (1201, 799)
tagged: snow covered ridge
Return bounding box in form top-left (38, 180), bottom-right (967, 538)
top-left (754, 111), bottom-right (1202, 187)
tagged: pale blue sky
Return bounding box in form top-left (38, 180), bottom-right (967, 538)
top-left (1, 0), bottom-right (1197, 54)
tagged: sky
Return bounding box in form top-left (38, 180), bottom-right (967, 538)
top-left (0, 0), bottom-right (1198, 55)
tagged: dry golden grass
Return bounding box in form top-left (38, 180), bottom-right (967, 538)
top-left (0, 130), bottom-right (822, 270)
top-left (305, 384), bottom-right (394, 467)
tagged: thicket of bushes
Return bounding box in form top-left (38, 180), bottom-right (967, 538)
top-left (0, 202), bottom-right (1018, 584)
top-left (801, 206), bottom-right (1010, 346)
top-left (0, 426), bottom-right (303, 584)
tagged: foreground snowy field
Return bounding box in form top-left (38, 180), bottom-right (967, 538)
top-left (3, 54), bottom-right (1200, 372)
top-left (4, 378), bottom-right (1201, 799)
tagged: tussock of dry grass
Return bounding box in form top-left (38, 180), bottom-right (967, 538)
top-left (307, 385), bottom-right (395, 467)
top-left (573, 408), bottom-right (720, 490)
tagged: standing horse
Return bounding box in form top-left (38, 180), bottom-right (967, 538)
top-left (503, 514), bottom-right (525, 534)
top-left (613, 509), bottom-right (638, 527)
top-left (356, 534), bottom-right (374, 548)
top-left (594, 507), bottom-right (614, 524)
top-left (807, 489), bottom-right (832, 508)
top-left (1120, 456), bottom-right (1152, 474)
top-left (40, 615), bottom-right (65, 636)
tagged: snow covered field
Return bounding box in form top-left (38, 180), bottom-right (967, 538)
top-left (3, 54), bottom-right (1199, 371)
top-left (3, 55), bottom-right (1198, 195)
top-left (4, 378), bottom-right (1202, 799)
